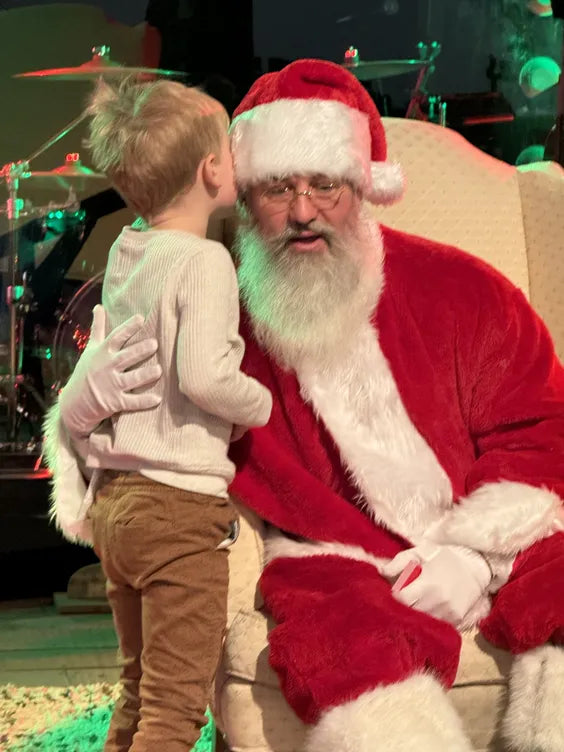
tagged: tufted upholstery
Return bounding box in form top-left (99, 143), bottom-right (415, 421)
top-left (373, 119), bottom-right (530, 296)
top-left (371, 118), bottom-right (564, 359)
top-left (215, 119), bottom-right (564, 752)
top-left (517, 165), bottom-right (564, 359)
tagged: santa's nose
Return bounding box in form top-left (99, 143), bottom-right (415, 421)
top-left (288, 192), bottom-right (319, 225)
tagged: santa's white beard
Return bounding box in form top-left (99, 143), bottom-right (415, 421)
top-left (235, 204), bottom-right (384, 369)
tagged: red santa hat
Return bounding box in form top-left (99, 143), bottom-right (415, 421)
top-left (230, 58), bottom-right (404, 205)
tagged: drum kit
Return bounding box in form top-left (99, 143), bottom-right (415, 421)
top-left (343, 41), bottom-right (445, 123)
top-left (0, 45), bottom-right (187, 466)
top-left (0, 42), bottom-right (442, 470)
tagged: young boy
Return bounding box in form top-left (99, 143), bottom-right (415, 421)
top-left (81, 79), bottom-right (272, 751)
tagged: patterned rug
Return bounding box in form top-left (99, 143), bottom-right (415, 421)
top-left (0, 683), bottom-right (215, 751)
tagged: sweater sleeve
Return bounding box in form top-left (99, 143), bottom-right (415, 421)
top-left (176, 244), bottom-right (272, 428)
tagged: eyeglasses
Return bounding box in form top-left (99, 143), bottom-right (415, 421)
top-left (257, 178), bottom-right (347, 214)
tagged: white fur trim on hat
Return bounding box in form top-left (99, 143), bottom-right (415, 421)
top-left (305, 674), bottom-right (473, 752)
top-left (369, 161), bottom-right (405, 204)
top-left (230, 98), bottom-right (403, 203)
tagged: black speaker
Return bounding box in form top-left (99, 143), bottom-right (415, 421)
top-left (0, 474), bottom-right (99, 600)
top-left (145, 0), bottom-right (255, 102)
top-left (551, 0), bottom-right (564, 19)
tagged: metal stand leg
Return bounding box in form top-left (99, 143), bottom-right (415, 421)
top-left (1, 111), bottom-right (89, 457)
top-left (3, 172), bottom-right (23, 445)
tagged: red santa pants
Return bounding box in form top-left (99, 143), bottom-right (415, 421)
top-left (260, 532), bottom-right (564, 725)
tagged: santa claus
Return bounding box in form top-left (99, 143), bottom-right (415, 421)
top-left (45, 59), bottom-right (564, 751)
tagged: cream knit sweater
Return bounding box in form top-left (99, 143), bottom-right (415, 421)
top-left (86, 225), bottom-right (272, 497)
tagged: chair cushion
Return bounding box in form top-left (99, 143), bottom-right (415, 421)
top-left (219, 607), bottom-right (510, 752)
top-left (223, 607), bottom-right (511, 689)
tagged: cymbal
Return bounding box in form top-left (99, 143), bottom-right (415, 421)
top-left (343, 59), bottom-right (428, 81)
top-left (22, 154), bottom-right (106, 192)
top-left (14, 49), bottom-right (185, 81)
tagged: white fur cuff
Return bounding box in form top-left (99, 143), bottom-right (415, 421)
top-left (42, 402), bottom-right (93, 546)
top-left (264, 530), bottom-right (389, 571)
top-left (305, 674), bottom-right (472, 752)
top-left (503, 645), bottom-right (564, 752)
top-left (429, 481), bottom-right (563, 557)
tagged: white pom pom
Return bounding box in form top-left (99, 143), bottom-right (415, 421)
top-left (368, 161), bottom-right (405, 205)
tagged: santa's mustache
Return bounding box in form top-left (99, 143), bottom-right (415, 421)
top-left (266, 222), bottom-right (337, 255)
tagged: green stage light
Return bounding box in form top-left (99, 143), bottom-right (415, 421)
top-left (519, 56), bottom-right (561, 96)
top-left (515, 144), bottom-right (546, 164)
top-left (527, 0), bottom-right (554, 16)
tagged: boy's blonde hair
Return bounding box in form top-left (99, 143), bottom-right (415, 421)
top-left (86, 78), bottom-right (229, 219)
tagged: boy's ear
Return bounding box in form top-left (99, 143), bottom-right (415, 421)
top-left (202, 153), bottom-right (221, 190)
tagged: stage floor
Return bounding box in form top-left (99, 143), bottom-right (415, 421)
top-left (0, 599), bottom-right (119, 687)
top-left (0, 600), bottom-right (223, 750)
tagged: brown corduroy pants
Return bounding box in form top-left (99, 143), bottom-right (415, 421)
top-left (88, 471), bottom-right (237, 752)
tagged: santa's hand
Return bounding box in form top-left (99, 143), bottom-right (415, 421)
top-left (382, 541), bottom-right (492, 626)
top-left (59, 305), bottom-right (162, 438)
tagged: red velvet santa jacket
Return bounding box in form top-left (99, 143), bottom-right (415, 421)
top-left (227, 225), bottom-right (564, 726)
top-left (229, 225), bottom-right (564, 565)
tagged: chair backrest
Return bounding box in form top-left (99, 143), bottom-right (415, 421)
top-left (517, 165), bottom-right (564, 360)
top-left (374, 118), bottom-right (564, 360)
top-left (374, 118), bottom-right (530, 296)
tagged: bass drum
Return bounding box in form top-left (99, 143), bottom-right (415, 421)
top-left (51, 271), bottom-right (104, 394)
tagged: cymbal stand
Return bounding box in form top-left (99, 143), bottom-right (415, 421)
top-left (405, 41), bottom-right (442, 122)
top-left (0, 111), bottom-right (89, 452)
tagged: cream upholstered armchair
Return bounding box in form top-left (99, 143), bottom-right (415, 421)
top-left (214, 118), bottom-right (564, 752)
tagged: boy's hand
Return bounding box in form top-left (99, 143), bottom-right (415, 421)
top-left (59, 305), bottom-right (162, 438)
top-left (230, 425), bottom-right (248, 443)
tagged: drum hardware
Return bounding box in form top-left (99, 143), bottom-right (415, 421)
top-left (405, 41), bottom-right (444, 122)
top-left (342, 42), bottom-right (446, 124)
top-left (436, 92), bottom-right (514, 129)
top-left (343, 50), bottom-right (431, 81)
top-left (1, 44), bottom-right (184, 459)
top-left (427, 96), bottom-right (448, 126)
top-left (14, 44), bottom-right (187, 81)
top-left (21, 153), bottom-right (106, 193)
top-left (0, 131), bottom-right (92, 451)
top-left (51, 271), bottom-right (104, 396)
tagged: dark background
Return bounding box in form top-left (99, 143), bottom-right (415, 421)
top-left (1, 1), bottom-right (561, 118)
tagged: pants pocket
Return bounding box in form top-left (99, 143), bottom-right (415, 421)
top-left (217, 517), bottom-right (240, 550)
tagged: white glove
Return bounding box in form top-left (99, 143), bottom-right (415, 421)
top-left (381, 541), bottom-right (492, 627)
top-left (59, 305), bottom-right (162, 438)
